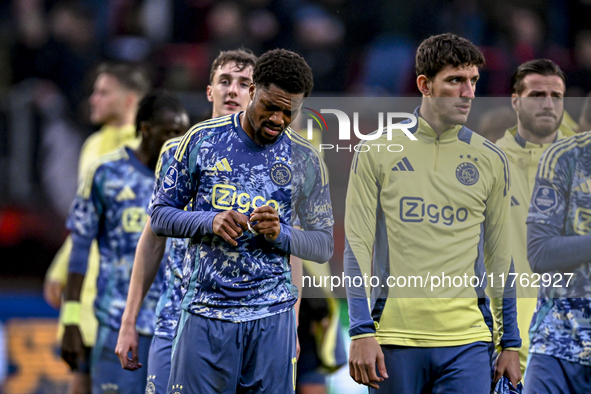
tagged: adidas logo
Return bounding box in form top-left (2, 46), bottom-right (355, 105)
top-left (115, 186), bottom-right (136, 202)
top-left (511, 196), bottom-right (520, 206)
top-left (211, 158), bottom-right (233, 172)
top-left (392, 157), bottom-right (414, 171)
top-left (574, 179), bottom-right (591, 194)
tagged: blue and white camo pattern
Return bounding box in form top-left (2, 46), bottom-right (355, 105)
top-left (527, 132), bottom-right (591, 365)
top-left (67, 147), bottom-right (164, 335)
top-left (149, 137), bottom-right (188, 338)
top-left (153, 113), bottom-right (333, 322)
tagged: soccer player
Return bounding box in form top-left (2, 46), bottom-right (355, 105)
top-left (495, 59), bottom-right (568, 374)
top-left (576, 93), bottom-right (591, 134)
top-left (525, 138), bottom-right (591, 390)
top-left (115, 49), bottom-right (257, 394)
top-left (44, 62), bottom-right (150, 394)
top-left (291, 116), bottom-right (347, 394)
top-left (344, 33), bottom-right (521, 393)
top-left (149, 48), bottom-right (333, 394)
top-left (60, 90), bottom-right (189, 394)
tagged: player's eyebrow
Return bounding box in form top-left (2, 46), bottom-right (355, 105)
top-left (217, 73), bottom-right (232, 80)
top-left (526, 89), bottom-right (564, 96)
top-left (217, 73), bottom-right (252, 83)
top-left (445, 74), bottom-right (479, 81)
top-left (262, 98), bottom-right (290, 112)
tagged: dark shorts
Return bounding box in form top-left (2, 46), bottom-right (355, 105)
top-left (524, 353), bottom-right (591, 394)
top-left (371, 341), bottom-right (493, 394)
top-left (168, 310), bottom-right (297, 394)
top-left (91, 324), bottom-right (152, 394)
top-left (146, 335), bottom-right (173, 394)
top-left (296, 310), bottom-right (325, 386)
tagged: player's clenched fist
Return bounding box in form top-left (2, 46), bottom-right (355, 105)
top-left (250, 205), bottom-right (281, 241)
top-left (213, 210), bottom-right (249, 246)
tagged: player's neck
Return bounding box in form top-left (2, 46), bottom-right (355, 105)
top-left (132, 146), bottom-right (154, 170)
top-left (106, 118), bottom-right (134, 129)
top-left (419, 105), bottom-right (452, 137)
top-left (517, 125), bottom-right (557, 146)
top-left (108, 105), bottom-right (137, 128)
top-left (239, 112), bottom-right (256, 142)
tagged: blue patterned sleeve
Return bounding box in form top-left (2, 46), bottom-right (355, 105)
top-left (69, 234), bottom-right (93, 274)
top-left (66, 167), bottom-right (104, 274)
top-left (525, 148), bottom-right (588, 273)
top-left (297, 152), bottom-right (334, 231)
top-left (283, 147), bottom-right (334, 262)
top-left (526, 151), bottom-right (570, 230)
top-left (148, 138), bottom-right (180, 216)
top-left (151, 135), bottom-right (217, 238)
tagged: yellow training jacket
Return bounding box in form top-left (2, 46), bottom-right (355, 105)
top-left (344, 109), bottom-right (520, 350)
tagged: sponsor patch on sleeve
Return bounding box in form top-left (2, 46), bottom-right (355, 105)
top-left (163, 167), bottom-right (178, 190)
top-left (533, 186), bottom-right (557, 213)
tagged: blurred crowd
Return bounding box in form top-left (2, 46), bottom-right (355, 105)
top-left (3, 0), bottom-right (591, 281)
top-left (4, 0), bottom-right (591, 99)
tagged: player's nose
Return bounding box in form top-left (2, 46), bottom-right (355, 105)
top-left (541, 96), bottom-right (554, 109)
top-left (89, 92), bottom-right (98, 106)
top-left (269, 111), bottom-right (284, 126)
top-left (461, 82), bottom-right (475, 98)
top-left (228, 81), bottom-right (239, 97)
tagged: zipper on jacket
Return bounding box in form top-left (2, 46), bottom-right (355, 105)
top-left (434, 136), bottom-right (440, 171)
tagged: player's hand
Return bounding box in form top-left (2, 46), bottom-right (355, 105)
top-left (61, 325), bottom-right (86, 370)
top-left (213, 211), bottom-right (249, 246)
top-left (43, 279), bottom-right (63, 309)
top-left (349, 336), bottom-right (388, 389)
top-left (115, 321), bottom-right (143, 370)
top-left (250, 206), bottom-right (281, 241)
top-left (296, 335), bottom-right (301, 361)
top-left (494, 349), bottom-right (521, 388)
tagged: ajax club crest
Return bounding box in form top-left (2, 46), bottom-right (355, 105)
top-left (270, 162), bottom-right (291, 186)
top-left (145, 382), bottom-right (155, 394)
top-left (456, 162), bottom-right (479, 186)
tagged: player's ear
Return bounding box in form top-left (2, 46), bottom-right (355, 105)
top-left (249, 83), bottom-right (256, 100)
top-left (139, 121), bottom-right (150, 139)
top-left (417, 75), bottom-right (430, 96)
top-left (125, 92), bottom-right (137, 112)
top-left (511, 94), bottom-right (519, 111)
top-left (206, 85), bottom-right (214, 103)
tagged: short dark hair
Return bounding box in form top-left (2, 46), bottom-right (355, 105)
top-left (253, 49), bottom-right (314, 97)
top-left (510, 59), bottom-right (566, 94)
top-left (416, 33), bottom-right (485, 79)
top-left (209, 48), bottom-right (257, 84)
top-left (96, 62), bottom-right (151, 97)
top-left (135, 90), bottom-right (186, 135)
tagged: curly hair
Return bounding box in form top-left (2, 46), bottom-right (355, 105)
top-left (135, 89), bottom-right (185, 135)
top-left (253, 49), bottom-right (314, 97)
top-left (416, 33), bottom-right (485, 79)
top-left (209, 48), bottom-right (258, 84)
top-left (511, 59), bottom-right (565, 94)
